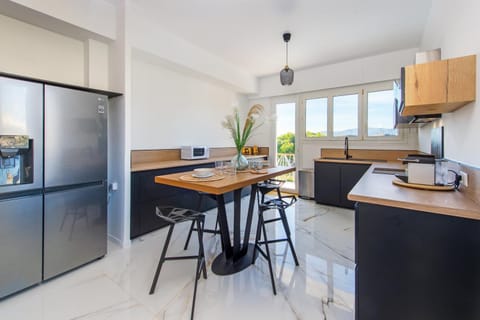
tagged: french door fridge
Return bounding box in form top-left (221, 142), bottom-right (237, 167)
top-left (43, 85), bottom-right (108, 280)
top-left (0, 77), bottom-right (43, 298)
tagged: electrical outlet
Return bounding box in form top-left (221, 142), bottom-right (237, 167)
top-left (459, 171), bottom-right (468, 187)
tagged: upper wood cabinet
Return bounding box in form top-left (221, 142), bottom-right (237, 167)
top-left (402, 55), bottom-right (476, 116)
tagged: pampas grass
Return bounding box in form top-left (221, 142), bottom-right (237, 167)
top-left (222, 104), bottom-right (264, 152)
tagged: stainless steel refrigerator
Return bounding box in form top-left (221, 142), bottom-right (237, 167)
top-left (43, 85), bottom-right (108, 280)
top-left (0, 77), bottom-right (43, 298)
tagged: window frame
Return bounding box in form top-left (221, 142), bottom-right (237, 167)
top-left (304, 95), bottom-right (329, 139)
top-left (362, 81), bottom-right (403, 141)
top-left (301, 80), bottom-right (403, 142)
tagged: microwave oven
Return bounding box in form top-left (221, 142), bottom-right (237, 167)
top-left (181, 146), bottom-right (209, 160)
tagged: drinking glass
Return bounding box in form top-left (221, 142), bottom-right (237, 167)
top-left (215, 160), bottom-right (225, 176)
top-left (224, 161), bottom-right (236, 175)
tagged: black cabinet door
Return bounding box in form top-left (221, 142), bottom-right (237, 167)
top-left (130, 162), bottom-right (250, 239)
top-left (314, 162), bottom-right (341, 205)
top-left (131, 164), bottom-right (211, 238)
top-left (356, 203), bottom-right (480, 320)
top-left (339, 164), bottom-right (369, 208)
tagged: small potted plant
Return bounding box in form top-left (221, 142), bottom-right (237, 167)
top-left (222, 104), bottom-right (264, 170)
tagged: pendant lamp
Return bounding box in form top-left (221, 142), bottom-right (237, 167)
top-left (280, 32), bottom-right (294, 86)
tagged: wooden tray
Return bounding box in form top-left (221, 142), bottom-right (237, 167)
top-left (179, 174), bottom-right (225, 182)
top-left (249, 169), bottom-right (268, 174)
top-left (392, 178), bottom-right (455, 191)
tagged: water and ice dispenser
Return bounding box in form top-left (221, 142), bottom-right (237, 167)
top-left (0, 135), bottom-right (33, 186)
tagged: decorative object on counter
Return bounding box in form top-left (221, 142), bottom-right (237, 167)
top-left (242, 146), bottom-right (252, 155)
top-left (222, 104), bottom-right (264, 170)
top-left (252, 145), bottom-right (259, 155)
top-left (392, 178), bottom-right (455, 191)
top-left (280, 32), bottom-right (294, 85)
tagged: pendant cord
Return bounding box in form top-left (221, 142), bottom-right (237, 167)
top-left (285, 42), bottom-right (289, 67)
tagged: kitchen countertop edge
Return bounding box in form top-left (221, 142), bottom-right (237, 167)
top-left (348, 163), bottom-right (480, 221)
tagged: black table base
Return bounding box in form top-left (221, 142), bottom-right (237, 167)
top-left (212, 184), bottom-right (259, 276)
top-left (211, 243), bottom-right (258, 275)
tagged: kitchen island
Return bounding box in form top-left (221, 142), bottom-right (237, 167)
top-left (349, 163), bottom-right (480, 320)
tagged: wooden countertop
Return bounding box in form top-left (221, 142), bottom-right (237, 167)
top-left (348, 163), bottom-right (480, 221)
top-left (132, 155), bottom-right (266, 172)
top-left (154, 166), bottom-right (295, 195)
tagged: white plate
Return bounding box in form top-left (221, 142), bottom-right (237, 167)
top-left (192, 173), bottom-right (214, 178)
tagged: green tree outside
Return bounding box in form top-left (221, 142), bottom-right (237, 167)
top-left (277, 132), bottom-right (295, 154)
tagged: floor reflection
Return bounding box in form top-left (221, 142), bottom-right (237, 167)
top-left (0, 198), bottom-right (356, 320)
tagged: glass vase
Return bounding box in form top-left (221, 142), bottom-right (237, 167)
top-left (232, 152), bottom-right (249, 170)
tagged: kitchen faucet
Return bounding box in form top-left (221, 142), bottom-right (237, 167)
top-left (344, 137), bottom-right (352, 159)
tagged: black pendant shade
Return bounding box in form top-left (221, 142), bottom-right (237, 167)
top-left (280, 32), bottom-right (294, 86)
top-left (280, 66), bottom-right (294, 85)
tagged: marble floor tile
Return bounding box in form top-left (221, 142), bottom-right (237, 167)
top-left (0, 198), bottom-right (355, 320)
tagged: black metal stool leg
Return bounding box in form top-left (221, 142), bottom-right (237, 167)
top-left (184, 193), bottom-right (205, 250)
top-left (184, 220), bottom-right (196, 250)
top-left (150, 224), bottom-right (175, 294)
top-left (196, 218), bottom-right (207, 279)
top-left (191, 218), bottom-right (206, 320)
top-left (252, 210), bottom-right (263, 264)
top-left (278, 207), bottom-right (299, 266)
top-left (261, 213), bottom-right (277, 295)
top-left (275, 187), bottom-right (282, 200)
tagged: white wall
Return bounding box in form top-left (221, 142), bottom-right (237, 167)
top-left (250, 48), bottom-right (418, 99)
top-left (85, 39), bottom-right (109, 90)
top-left (127, 4), bottom-right (256, 94)
top-left (248, 49), bottom-right (420, 169)
top-left (8, 0), bottom-right (116, 39)
top-left (0, 13), bottom-right (85, 85)
top-left (131, 50), bottom-right (246, 150)
top-left (417, 0), bottom-right (480, 167)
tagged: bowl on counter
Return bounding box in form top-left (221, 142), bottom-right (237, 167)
top-left (193, 168), bottom-right (214, 178)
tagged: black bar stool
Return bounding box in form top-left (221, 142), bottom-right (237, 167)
top-left (253, 180), bottom-right (299, 295)
top-left (149, 206), bottom-right (207, 320)
top-left (183, 192), bottom-right (222, 250)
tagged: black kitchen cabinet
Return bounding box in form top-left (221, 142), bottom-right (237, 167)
top-left (314, 162), bottom-right (341, 206)
top-left (314, 161), bottom-right (369, 208)
top-left (355, 202), bottom-right (480, 320)
top-left (130, 163), bottom-right (250, 239)
top-left (340, 164), bottom-right (370, 208)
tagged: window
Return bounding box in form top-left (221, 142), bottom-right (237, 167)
top-left (302, 81), bottom-right (400, 140)
top-left (305, 97), bottom-right (327, 137)
top-left (367, 89), bottom-right (397, 137)
top-left (333, 94), bottom-right (358, 137)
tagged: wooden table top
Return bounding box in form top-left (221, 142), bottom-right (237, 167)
top-left (154, 166), bottom-right (295, 195)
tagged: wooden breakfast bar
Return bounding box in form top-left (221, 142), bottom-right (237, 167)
top-left (154, 166), bottom-right (295, 275)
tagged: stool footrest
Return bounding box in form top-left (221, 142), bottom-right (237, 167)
top-left (258, 238), bottom-right (288, 245)
top-left (164, 255), bottom-right (200, 261)
top-left (191, 227), bottom-right (220, 235)
top-left (264, 217), bottom-right (282, 224)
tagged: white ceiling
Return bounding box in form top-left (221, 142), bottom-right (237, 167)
top-left (131, 0), bottom-right (433, 77)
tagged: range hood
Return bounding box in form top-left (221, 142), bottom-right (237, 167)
top-left (409, 114), bottom-right (441, 124)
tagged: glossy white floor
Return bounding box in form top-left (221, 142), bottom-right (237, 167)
top-left (0, 198), bottom-right (355, 320)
